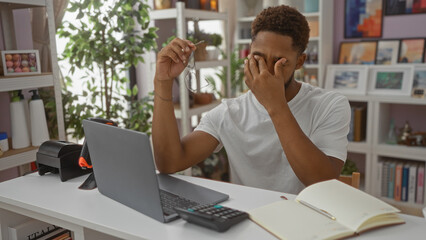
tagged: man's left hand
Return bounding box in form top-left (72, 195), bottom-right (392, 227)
top-left (244, 55), bottom-right (290, 112)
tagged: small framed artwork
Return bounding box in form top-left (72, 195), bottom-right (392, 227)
top-left (368, 65), bottom-right (414, 96)
top-left (398, 38), bottom-right (425, 63)
top-left (375, 40), bottom-right (400, 65)
top-left (339, 41), bottom-right (377, 65)
top-left (1, 50), bottom-right (41, 76)
top-left (345, 0), bottom-right (383, 38)
top-left (385, 0), bottom-right (426, 15)
top-left (325, 65), bottom-right (369, 95)
top-left (412, 65), bottom-right (426, 98)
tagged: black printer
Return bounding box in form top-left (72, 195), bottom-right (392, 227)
top-left (36, 140), bottom-right (91, 181)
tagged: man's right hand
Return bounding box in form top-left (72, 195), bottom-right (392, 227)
top-left (155, 38), bottom-right (196, 83)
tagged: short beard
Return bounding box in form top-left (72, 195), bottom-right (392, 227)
top-left (284, 72), bottom-right (295, 89)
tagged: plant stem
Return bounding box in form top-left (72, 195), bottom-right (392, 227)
top-left (100, 29), bottom-right (110, 119)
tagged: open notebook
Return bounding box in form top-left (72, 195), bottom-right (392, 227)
top-left (249, 179), bottom-right (405, 240)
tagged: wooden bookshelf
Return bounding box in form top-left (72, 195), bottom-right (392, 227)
top-left (0, 145), bottom-right (38, 171)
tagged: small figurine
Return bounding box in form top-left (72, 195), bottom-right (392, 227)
top-left (398, 121), bottom-right (412, 145)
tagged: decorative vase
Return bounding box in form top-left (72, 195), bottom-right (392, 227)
top-left (206, 46), bottom-right (220, 61)
top-left (200, 0), bottom-right (210, 10)
top-left (194, 92), bottom-right (213, 105)
top-left (245, 0), bottom-right (258, 16)
top-left (304, 0), bottom-right (319, 13)
top-left (194, 42), bottom-right (208, 61)
top-left (186, 0), bottom-right (200, 9)
top-left (154, 0), bottom-right (172, 10)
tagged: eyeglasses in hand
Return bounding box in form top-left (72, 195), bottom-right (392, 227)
top-left (184, 41), bottom-right (211, 93)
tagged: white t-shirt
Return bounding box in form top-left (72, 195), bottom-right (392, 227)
top-left (194, 82), bottom-right (351, 194)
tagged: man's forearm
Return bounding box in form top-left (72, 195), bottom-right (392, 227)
top-left (152, 79), bottom-right (184, 173)
top-left (268, 103), bottom-right (342, 186)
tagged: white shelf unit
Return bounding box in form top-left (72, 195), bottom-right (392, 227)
top-left (346, 95), bottom-right (375, 192)
top-left (150, 2), bottom-right (231, 137)
top-left (235, 0), bottom-right (333, 87)
top-left (0, 0), bottom-right (65, 171)
top-left (346, 95), bottom-right (426, 216)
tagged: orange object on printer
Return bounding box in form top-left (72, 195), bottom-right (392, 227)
top-left (78, 117), bottom-right (117, 190)
top-left (78, 118), bottom-right (117, 169)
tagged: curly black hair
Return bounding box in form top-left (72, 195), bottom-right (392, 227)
top-left (251, 5), bottom-right (310, 54)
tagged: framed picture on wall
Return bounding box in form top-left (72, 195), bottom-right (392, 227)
top-left (385, 0), bottom-right (426, 15)
top-left (376, 40), bottom-right (400, 65)
top-left (412, 65), bottom-right (426, 98)
top-left (398, 38), bottom-right (425, 63)
top-left (368, 65), bottom-right (414, 96)
top-left (325, 65), bottom-right (369, 95)
top-left (339, 41), bottom-right (377, 65)
top-left (345, 0), bottom-right (383, 38)
top-left (0, 50), bottom-right (41, 76)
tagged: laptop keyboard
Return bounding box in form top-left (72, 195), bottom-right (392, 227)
top-left (160, 190), bottom-right (200, 216)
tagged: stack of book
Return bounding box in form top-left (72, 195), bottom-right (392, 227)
top-left (8, 219), bottom-right (72, 240)
top-left (348, 106), bottom-right (367, 142)
top-left (378, 160), bottom-right (425, 204)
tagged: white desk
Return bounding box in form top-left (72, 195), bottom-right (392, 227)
top-left (0, 173), bottom-right (425, 240)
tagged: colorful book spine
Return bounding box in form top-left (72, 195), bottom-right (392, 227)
top-left (347, 107), bottom-right (355, 141)
top-left (394, 163), bottom-right (403, 201)
top-left (8, 219), bottom-right (56, 240)
top-left (401, 164), bottom-right (409, 202)
top-left (381, 161), bottom-right (389, 197)
top-left (408, 164), bottom-right (418, 203)
top-left (416, 165), bottom-right (424, 204)
top-left (353, 106), bottom-right (366, 142)
top-left (388, 162), bottom-right (396, 199)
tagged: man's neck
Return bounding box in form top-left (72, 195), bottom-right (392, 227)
top-left (285, 79), bottom-right (302, 103)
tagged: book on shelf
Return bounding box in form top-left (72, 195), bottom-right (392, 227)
top-left (308, 19), bottom-right (319, 37)
top-left (381, 161), bottom-right (389, 197)
top-left (380, 160), bottom-right (424, 204)
top-left (353, 106), bottom-right (366, 142)
top-left (408, 163), bottom-right (418, 203)
top-left (377, 161), bottom-right (383, 195)
top-left (35, 228), bottom-right (71, 240)
top-left (248, 179), bottom-right (404, 240)
top-left (416, 165), bottom-right (424, 204)
top-left (394, 163), bottom-right (403, 201)
top-left (388, 162), bottom-right (396, 198)
top-left (8, 219), bottom-right (57, 240)
top-left (401, 164), bottom-right (409, 201)
top-left (347, 107), bottom-right (355, 141)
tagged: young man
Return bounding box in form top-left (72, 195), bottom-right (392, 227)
top-left (152, 5), bottom-right (350, 194)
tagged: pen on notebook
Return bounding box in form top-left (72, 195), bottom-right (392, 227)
top-left (297, 200), bottom-right (336, 220)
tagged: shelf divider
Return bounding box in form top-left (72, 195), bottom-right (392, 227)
top-left (0, 73), bottom-right (54, 92)
top-left (0, 146), bottom-right (38, 171)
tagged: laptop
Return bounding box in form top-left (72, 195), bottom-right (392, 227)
top-left (82, 120), bottom-right (229, 223)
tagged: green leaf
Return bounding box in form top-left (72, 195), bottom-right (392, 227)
top-left (132, 85), bottom-right (138, 96)
top-left (76, 11), bottom-right (84, 20)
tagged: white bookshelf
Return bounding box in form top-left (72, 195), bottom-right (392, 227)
top-left (0, 0), bottom-right (45, 7)
top-left (235, 0), bottom-right (334, 87)
top-left (150, 2), bottom-right (231, 137)
top-left (0, 0), bottom-right (65, 171)
top-left (0, 73), bottom-right (54, 91)
top-left (345, 95), bottom-right (426, 215)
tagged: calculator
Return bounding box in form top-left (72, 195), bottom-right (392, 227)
top-left (174, 204), bottom-right (249, 232)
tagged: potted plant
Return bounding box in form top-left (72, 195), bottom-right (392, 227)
top-left (57, 0), bottom-right (158, 139)
top-left (341, 158), bottom-right (359, 176)
top-left (188, 19), bottom-right (223, 61)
